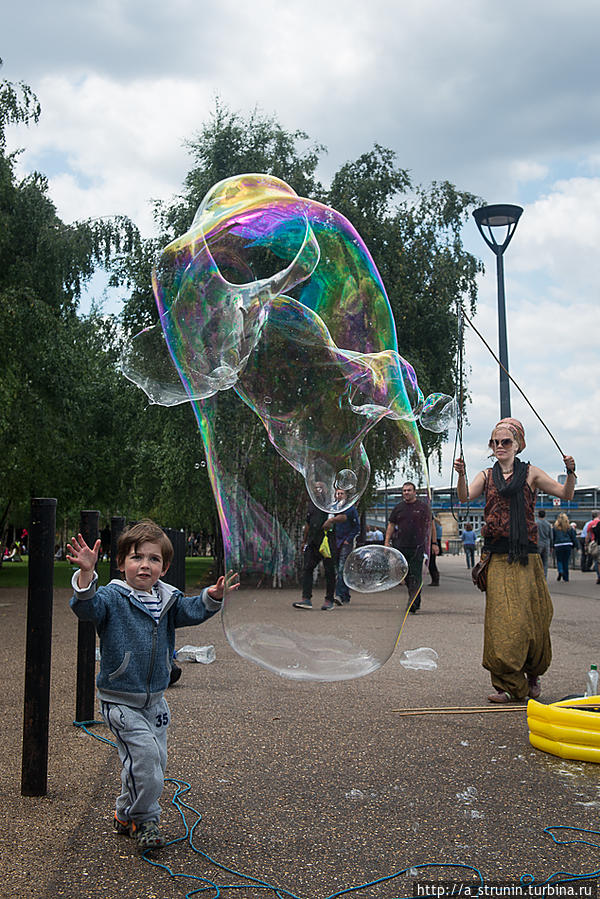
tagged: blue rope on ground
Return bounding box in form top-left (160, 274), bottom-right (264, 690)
top-left (324, 862), bottom-right (485, 899)
top-left (74, 720), bottom-right (600, 899)
top-left (73, 719), bottom-right (116, 746)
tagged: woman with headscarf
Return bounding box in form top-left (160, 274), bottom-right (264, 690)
top-left (453, 418), bottom-right (576, 704)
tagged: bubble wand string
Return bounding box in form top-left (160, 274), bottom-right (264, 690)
top-left (448, 303), bottom-right (469, 523)
top-left (462, 309), bottom-right (565, 458)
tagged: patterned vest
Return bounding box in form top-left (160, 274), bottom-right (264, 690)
top-left (483, 468), bottom-right (538, 545)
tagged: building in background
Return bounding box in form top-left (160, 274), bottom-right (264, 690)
top-left (367, 483), bottom-right (600, 555)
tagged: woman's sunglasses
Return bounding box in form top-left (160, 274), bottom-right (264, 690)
top-left (490, 438), bottom-right (514, 448)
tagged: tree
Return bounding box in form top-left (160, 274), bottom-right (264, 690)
top-left (118, 106), bottom-right (482, 530)
top-left (164, 100), bottom-right (325, 239)
top-left (0, 64), bottom-right (141, 546)
top-left (0, 58), bottom-right (40, 152)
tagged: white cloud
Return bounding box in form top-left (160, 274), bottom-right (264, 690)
top-left (8, 74), bottom-right (215, 234)
top-left (511, 178), bottom-right (600, 290)
top-left (510, 160), bottom-right (549, 184)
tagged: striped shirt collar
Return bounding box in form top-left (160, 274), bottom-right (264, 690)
top-left (109, 578), bottom-right (178, 620)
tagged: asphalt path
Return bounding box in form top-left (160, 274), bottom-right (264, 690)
top-left (2, 554), bottom-right (600, 899)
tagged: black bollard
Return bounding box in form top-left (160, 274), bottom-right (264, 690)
top-left (109, 516), bottom-right (125, 582)
top-left (75, 511), bottom-right (99, 723)
top-left (161, 528), bottom-right (185, 687)
top-left (21, 497), bottom-right (57, 796)
top-left (162, 528), bottom-right (186, 592)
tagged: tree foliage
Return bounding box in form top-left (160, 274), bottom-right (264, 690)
top-left (0, 58), bottom-right (41, 152)
top-left (166, 100), bottom-right (325, 237)
top-left (0, 63), bottom-right (141, 541)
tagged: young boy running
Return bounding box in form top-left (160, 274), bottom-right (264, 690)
top-left (68, 519), bottom-right (237, 851)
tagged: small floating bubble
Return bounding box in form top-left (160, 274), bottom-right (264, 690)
top-left (343, 545), bottom-right (408, 593)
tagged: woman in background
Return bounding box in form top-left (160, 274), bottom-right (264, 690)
top-left (552, 513), bottom-right (578, 582)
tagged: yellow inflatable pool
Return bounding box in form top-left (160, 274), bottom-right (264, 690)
top-left (527, 695), bottom-right (600, 763)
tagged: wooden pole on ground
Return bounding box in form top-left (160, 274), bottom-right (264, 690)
top-left (21, 497), bottom-right (57, 796)
top-left (75, 510), bottom-right (99, 723)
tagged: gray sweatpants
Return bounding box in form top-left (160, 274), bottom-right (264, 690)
top-left (101, 698), bottom-right (170, 824)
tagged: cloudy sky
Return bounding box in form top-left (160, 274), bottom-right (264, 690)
top-left (3, 0), bottom-right (600, 492)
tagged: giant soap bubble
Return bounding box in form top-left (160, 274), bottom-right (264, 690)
top-left (121, 173), bottom-right (434, 681)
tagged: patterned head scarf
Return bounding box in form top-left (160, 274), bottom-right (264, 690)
top-left (492, 417), bottom-right (526, 452)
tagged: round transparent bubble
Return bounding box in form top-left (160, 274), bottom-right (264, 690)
top-left (399, 647), bottom-right (439, 670)
top-left (335, 469), bottom-right (358, 491)
top-left (419, 393), bottom-right (457, 433)
top-left (305, 449), bottom-right (370, 513)
top-left (343, 545), bottom-right (408, 593)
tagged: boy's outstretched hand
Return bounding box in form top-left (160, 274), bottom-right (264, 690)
top-left (66, 534), bottom-right (101, 589)
top-left (207, 570), bottom-right (240, 601)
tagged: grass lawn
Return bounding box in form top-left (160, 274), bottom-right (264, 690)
top-left (0, 556), bottom-right (215, 591)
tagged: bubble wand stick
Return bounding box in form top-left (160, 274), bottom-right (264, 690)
top-left (448, 304), bottom-right (469, 522)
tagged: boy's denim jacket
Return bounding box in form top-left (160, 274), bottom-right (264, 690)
top-left (70, 575), bottom-right (221, 708)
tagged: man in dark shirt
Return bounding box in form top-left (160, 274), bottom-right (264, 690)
top-left (384, 482), bottom-right (435, 614)
top-left (293, 482), bottom-right (336, 611)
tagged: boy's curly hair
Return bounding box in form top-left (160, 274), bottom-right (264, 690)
top-left (116, 519), bottom-right (174, 570)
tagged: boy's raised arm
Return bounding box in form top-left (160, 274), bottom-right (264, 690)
top-left (66, 533), bottom-right (101, 590)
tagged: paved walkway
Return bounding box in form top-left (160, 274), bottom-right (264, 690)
top-left (2, 555), bottom-right (600, 898)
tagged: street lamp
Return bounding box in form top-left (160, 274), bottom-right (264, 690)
top-left (472, 203), bottom-right (523, 419)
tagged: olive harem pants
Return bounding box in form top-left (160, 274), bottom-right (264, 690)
top-left (483, 553), bottom-right (553, 700)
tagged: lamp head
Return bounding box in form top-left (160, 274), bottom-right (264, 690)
top-left (473, 203), bottom-right (523, 255)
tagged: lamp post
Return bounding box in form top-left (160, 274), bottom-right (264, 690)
top-left (472, 203), bottom-right (523, 419)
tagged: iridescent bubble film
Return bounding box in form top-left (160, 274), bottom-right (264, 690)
top-left (122, 173), bottom-right (433, 681)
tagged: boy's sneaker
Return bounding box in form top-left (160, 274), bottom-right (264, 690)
top-left (168, 661), bottom-right (182, 686)
top-left (113, 814), bottom-right (131, 836)
top-left (293, 599), bottom-right (312, 609)
top-left (321, 599), bottom-right (335, 610)
top-left (131, 819), bottom-right (166, 851)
